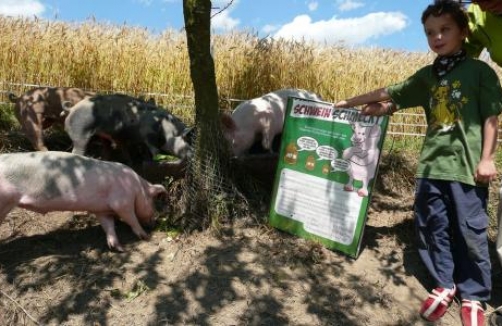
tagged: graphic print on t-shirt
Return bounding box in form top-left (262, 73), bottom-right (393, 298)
top-left (429, 79), bottom-right (467, 132)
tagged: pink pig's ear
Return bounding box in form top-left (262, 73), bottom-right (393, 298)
top-left (149, 184), bottom-right (167, 198)
top-left (220, 113), bottom-right (236, 133)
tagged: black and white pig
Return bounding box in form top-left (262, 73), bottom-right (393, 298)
top-left (220, 88), bottom-right (323, 157)
top-left (63, 94), bottom-right (193, 164)
top-left (0, 151), bottom-right (167, 252)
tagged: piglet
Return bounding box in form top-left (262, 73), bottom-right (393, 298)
top-left (0, 151), bottom-right (167, 252)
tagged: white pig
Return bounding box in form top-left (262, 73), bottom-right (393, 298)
top-left (221, 88), bottom-right (323, 157)
top-left (0, 151), bottom-right (167, 252)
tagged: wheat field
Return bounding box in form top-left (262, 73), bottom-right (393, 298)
top-left (0, 16), bottom-right (437, 120)
top-left (2, 15), bottom-right (501, 129)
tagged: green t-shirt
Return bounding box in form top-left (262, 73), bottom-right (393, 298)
top-left (387, 57), bottom-right (502, 186)
top-left (465, 4), bottom-right (502, 66)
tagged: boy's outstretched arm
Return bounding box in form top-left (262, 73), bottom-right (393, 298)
top-left (334, 88), bottom-right (392, 116)
top-left (334, 88), bottom-right (390, 107)
top-left (475, 115), bottom-right (499, 184)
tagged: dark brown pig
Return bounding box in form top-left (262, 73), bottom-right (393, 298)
top-left (8, 87), bottom-right (95, 151)
top-left (0, 151), bottom-right (167, 251)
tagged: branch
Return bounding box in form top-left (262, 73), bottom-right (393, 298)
top-left (0, 289), bottom-right (41, 326)
top-left (211, 0), bottom-right (235, 19)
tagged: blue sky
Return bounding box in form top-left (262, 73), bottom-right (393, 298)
top-left (0, 0), bottom-right (471, 53)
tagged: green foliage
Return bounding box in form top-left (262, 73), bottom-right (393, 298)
top-left (0, 104), bottom-right (18, 130)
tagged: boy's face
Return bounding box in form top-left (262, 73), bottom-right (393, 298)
top-left (424, 13), bottom-right (468, 56)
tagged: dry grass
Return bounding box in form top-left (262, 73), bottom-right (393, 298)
top-left (0, 16), bottom-right (436, 119)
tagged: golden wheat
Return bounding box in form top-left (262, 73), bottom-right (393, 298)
top-left (0, 15), bottom-right (499, 132)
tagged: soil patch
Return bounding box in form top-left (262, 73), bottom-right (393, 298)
top-left (0, 138), bottom-right (501, 326)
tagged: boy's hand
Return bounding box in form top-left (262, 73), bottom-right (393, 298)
top-left (334, 100), bottom-right (349, 108)
top-left (474, 158), bottom-right (497, 184)
top-left (335, 101), bottom-right (393, 116)
top-left (361, 102), bottom-right (391, 116)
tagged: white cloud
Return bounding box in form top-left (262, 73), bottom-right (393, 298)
top-left (308, 1), bottom-right (318, 11)
top-left (273, 12), bottom-right (408, 46)
top-left (0, 0), bottom-right (45, 17)
top-left (212, 10), bottom-right (240, 31)
top-left (262, 24), bottom-right (279, 35)
top-left (337, 0), bottom-right (364, 12)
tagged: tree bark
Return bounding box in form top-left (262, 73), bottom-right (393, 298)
top-left (182, 0), bottom-right (232, 226)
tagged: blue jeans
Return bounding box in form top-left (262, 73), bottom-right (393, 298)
top-left (414, 178), bottom-right (491, 301)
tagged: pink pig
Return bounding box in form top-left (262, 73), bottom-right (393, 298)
top-left (0, 151), bottom-right (167, 251)
top-left (221, 88), bottom-right (323, 157)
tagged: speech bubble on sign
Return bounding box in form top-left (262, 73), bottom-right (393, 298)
top-left (297, 136), bottom-right (318, 151)
top-left (316, 146), bottom-right (337, 161)
top-left (331, 159), bottom-right (350, 171)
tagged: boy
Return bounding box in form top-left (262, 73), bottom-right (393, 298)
top-left (335, 1), bottom-right (502, 325)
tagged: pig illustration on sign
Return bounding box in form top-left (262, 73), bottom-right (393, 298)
top-left (0, 151), bottom-right (167, 252)
top-left (342, 122), bottom-right (381, 197)
top-left (221, 88), bottom-right (323, 157)
top-left (8, 87), bottom-right (95, 151)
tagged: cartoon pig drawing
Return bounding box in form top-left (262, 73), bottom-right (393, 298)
top-left (342, 122), bottom-right (381, 197)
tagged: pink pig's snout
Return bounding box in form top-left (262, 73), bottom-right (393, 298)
top-left (141, 185), bottom-right (168, 228)
top-left (140, 211), bottom-right (157, 228)
top-left (152, 195), bottom-right (169, 220)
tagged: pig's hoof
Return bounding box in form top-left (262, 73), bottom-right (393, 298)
top-left (343, 185), bottom-right (354, 192)
top-left (114, 245), bottom-right (125, 252)
top-left (140, 233), bottom-right (151, 241)
top-left (107, 239), bottom-right (125, 252)
top-left (357, 189), bottom-right (368, 197)
top-left (111, 244), bottom-right (125, 252)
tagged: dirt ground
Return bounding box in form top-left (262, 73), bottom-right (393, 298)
top-left (0, 143), bottom-right (501, 326)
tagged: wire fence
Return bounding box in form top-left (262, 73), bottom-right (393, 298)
top-left (2, 81), bottom-right (502, 142)
top-left (220, 97), bottom-right (502, 142)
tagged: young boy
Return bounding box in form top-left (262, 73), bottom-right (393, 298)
top-left (335, 1), bottom-right (502, 325)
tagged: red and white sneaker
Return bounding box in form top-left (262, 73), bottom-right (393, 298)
top-left (460, 299), bottom-right (485, 326)
top-left (419, 285), bottom-right (457, 322)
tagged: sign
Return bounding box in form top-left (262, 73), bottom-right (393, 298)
top-left (268, 97), bottom-right (389, 258)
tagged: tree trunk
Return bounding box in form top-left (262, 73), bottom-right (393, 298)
top-left (182, 0), bottom-right (232, 227)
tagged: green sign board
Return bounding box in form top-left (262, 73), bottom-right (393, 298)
top-left (269, 97), bottom-right (389, 258)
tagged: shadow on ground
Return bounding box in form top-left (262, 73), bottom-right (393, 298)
top-left (0, 137), bottom-right (501, 325)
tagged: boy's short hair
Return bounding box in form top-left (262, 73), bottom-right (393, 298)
top-left (421, 0), bottom-right (469, 29)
